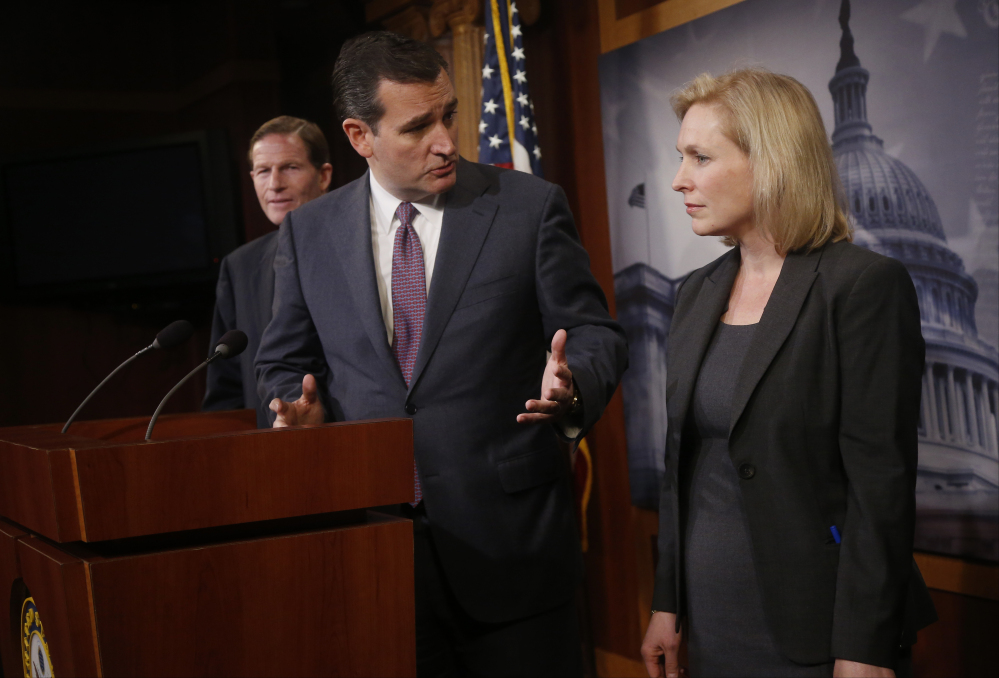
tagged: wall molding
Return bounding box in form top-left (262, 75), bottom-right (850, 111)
top-left (597, 0), bottom-right (744, 54)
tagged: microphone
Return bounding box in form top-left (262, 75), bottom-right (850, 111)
top-left (62, 320), bottom-right (194, 433)
top-left (145, 329), bottom-right (248, 441)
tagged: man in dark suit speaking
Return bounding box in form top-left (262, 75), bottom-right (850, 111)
top-left (256, 32), bottom-right (627, 676)
top-left (203, 117), bottom-right (332, 427)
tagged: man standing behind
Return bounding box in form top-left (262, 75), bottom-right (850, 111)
top-left (256, 33), bottom-right (627, 676)
top-left (203, 116), bottom-right (332, 427)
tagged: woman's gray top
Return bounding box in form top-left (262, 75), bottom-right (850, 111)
top-left (681, 322), bottom-right (832, 677)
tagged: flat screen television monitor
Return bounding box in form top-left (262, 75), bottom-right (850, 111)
top-left (0, 130), bottom-right (241, 300)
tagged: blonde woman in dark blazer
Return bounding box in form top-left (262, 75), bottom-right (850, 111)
top-left (640, 69), bottom-right (935, 678)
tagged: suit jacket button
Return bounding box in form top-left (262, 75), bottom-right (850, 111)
top-left (738, 464), bottom-right (756, 480)
top-left (405, 403), bottom-right (417, 415)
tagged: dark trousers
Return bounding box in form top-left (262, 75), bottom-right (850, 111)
top-left (406, 504), bottom-right (583, 678)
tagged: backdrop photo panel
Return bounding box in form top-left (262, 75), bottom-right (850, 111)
top-left (599, 0), bottom-right (999, 561)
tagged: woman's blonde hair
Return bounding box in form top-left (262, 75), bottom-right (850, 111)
top-left (671, 68), bottom-right (851, 254)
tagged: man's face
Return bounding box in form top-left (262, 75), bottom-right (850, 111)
top-left (344, 70), bottom-right (459, 202)
top-left (250, 133), bottom-right (332, 225)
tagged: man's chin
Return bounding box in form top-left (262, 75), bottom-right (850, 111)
top-left (427, 170), bottom-right (457, 194)
top-left (266, 207), bottom-right (292, 225)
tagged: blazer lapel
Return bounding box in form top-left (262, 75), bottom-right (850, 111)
top-left (408, 160), bottom-right (496, 393)
top-left (667, 250), bottom-right (740, 437)
top-left (329, 171), bottom-right (403, 384)
top-left (728, 248), bottom-right (821, 435)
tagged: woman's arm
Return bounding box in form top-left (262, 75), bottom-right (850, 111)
top-left (831, 256), bottom-right (925, 669)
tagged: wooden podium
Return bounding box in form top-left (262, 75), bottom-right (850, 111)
top-left (0, 410), bottom-right (416, 677)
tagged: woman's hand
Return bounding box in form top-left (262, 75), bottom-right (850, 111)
top-left (833, 659), bottom-right (895, 677)
top-left (641, 611), bottom-right (686, 677)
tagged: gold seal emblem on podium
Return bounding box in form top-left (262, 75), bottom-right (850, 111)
top-left (21, 597), bottom-right (54, 678)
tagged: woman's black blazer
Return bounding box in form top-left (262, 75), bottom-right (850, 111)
top-left (651, 239), bottom-right (936, 669)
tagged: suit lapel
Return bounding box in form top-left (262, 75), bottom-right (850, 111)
top-left (408, 160), bottom-right (496, 393)
top-left (667, 251), bottom-right (740, 436)
top-left (728, 248), bottom-right (820, 435)
top-left (329, 171), bottom-right (403, 385)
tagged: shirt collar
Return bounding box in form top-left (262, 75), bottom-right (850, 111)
top-left (369, 170), bottom-right (445, 235)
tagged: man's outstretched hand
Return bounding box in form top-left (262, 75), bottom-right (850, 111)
top-left (518, 329), bottom-right (575, 424)
top-left (269, 374), bottom-right (324, 427)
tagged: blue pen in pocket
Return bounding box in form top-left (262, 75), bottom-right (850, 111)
top-left (829, 525), bottom-right (842, 544)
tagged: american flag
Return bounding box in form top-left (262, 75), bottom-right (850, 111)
top-left (478, 0), bottom-right (543, 176)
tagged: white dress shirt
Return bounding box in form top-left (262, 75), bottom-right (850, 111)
top-left (369, 171), bottom-right (445, 346)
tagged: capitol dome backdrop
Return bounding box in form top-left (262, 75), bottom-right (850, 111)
top-left (599, 0), bottom-right (999, 560)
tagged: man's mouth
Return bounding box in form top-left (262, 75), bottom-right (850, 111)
top-left (429, 160), bottom-right (456, 177)
top-left (685, 203), bottom-right (704, 214)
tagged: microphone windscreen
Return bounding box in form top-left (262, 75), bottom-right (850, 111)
top-left (215, 329), bottom-right (248, 359)
top-left (153, 320), bottom-right (194, 350)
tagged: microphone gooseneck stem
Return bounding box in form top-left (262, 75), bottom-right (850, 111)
top-left (145, 352), bottom-right (220, 441)
top-left (62, 344), bottom-right (155, 434)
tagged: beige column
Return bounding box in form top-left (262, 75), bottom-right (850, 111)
top-left (430, 0), bottom-right (484, 162)
top-left (964, 371), bottom-right (980, 449)
top-left (946, 366), bottom-right (962, 444)
top-left (923, 364), bottom-right (939, 441)
top-left (977, 378), bottom-right (993, 455)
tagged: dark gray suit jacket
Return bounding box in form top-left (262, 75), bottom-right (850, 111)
top-left (652, 239), bottom-right (935, 670)
top-left (203, 230), bottom-right (278, 428)
top-left (256, 160), bottom-right (628, 623)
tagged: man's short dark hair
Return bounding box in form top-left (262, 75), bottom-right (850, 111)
top-left (332, 31), bottom-right (450, 133)
top-left (248, 116), bottom-right (330, 169)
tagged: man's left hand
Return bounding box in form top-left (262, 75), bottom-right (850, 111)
top-left (518, 329), bottom-right (575, 424)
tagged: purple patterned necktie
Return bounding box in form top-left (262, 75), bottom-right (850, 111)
top-left (392, 202), bottom-right (425, 505)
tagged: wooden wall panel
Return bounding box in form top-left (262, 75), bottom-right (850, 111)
top-left (912, 589), bottom-right (999, 677)
top-left (522, 0), bottom-right (642, 662)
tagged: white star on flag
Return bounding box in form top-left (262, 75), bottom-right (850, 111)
top-left (511, 2), bottom-right (518, 14)
top-left (533, 146), bottom-right (542, 159)
top-left (511, 24), bottom-right (522, 39)
top-left (901, 0), bottom-right (967, 62)
top-left (482, 64), bottom-right (495, 79)
top-left (512, 47), bottom-right (525, 61)
top-left (516, 93), bottom-right (529, 106)
top-left (479, 120), bottom-right (488, 134)
top-left (513, 70), bottom-right (527, 84)
top-left (483, 98), bottom-right (499, 114)
top-left (488, 135), bottom-right (503, 149)
top-left (519, 115), bottom-right (530, 130)
top-left (484, 32), bottom-right (490, 44)
top-left (532, 123), bottom-right (538, 135)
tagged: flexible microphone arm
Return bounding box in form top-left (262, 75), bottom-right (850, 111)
top-left (144, 353), bottom-right (219, 441)
top-left (62, 345), bottom-right (155, 433)
top-left (62, 319), bottom-right (194, 434)
top-left (145, 329), bottom-right (247, 441)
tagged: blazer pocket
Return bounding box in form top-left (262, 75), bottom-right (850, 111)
top-left (497, 449), bottom-right (563, 493)
top-left (454, 275), bottom-right (519, 311)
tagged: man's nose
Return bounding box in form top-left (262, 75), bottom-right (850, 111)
top-left (267, 170), bottom-right (285, 190)
top-left (430, 122), bottom-right (457, 157)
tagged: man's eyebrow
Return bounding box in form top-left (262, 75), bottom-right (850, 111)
top-left (401, 111), bottom-right (434, 130)
top-left (400, 98), bottom-right (459, 130)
